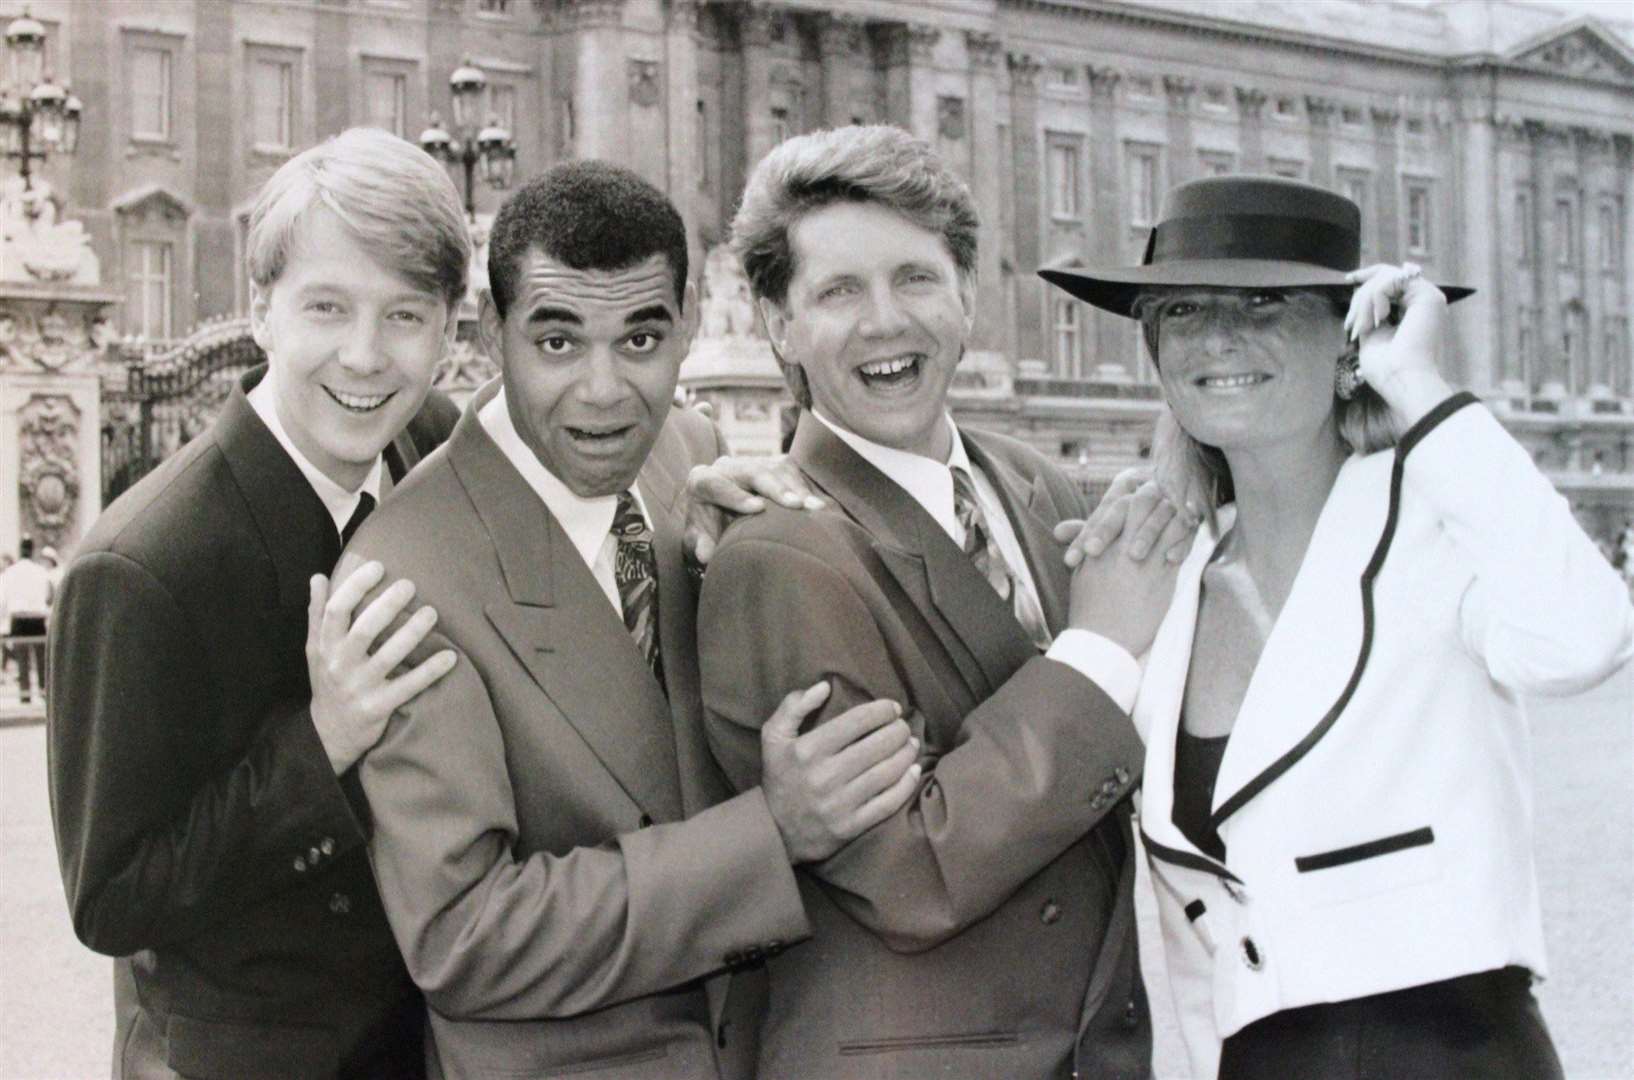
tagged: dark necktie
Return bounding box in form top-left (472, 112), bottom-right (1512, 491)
top-left (612, 490), bottom-right (666, 694)
top-left (340, 491), bottom-right (375, 549)
top-left (951, 466), bottom-right (1051, 649)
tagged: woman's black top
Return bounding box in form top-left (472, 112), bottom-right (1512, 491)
top-left (1172, 725), bottom-right (1229, 861)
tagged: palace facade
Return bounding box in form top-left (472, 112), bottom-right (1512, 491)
top-left (8, 0), bottom-right (1633, 538)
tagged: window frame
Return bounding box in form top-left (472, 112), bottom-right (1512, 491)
top-left (127, 239), bottom-right (174, 340)
top-left (1404, 178), bottom-right (1434, 257)
top-left (1045, 131), bottom-right (1084, 221)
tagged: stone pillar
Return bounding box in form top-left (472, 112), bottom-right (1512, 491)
top-left (1620, 136), bottom-right (1634, 399)
top-left (1529, 121), bottom-right (1565, 394)
top-left (739, 4), bottom-right (783, 168)
top-left (882, 23), bottom-right (940, 143)
top-left (818, 13), bottom-right (865, 129)
top-left (1305, 96), bottom-right (1337, 188)
top-left (1235, 86), bottom-right (1267, 173)
top-left (1577, 127), bottom-right (1613, 395)
top-left (568, 0), bottom-right (630, 163)
top-left (665, 0), bottom-right (703, 211)
top-left (966, 31), bottom-right (1004, 352)
top-left (1453, 106), bottom-right (1500, 392)
top-left (1163, 76), bottom-right (1196, 187)
top-left (313, 2), bottom-right (351, 139)
top-left (1008, 52), bottom-right (1044, 366)
top-left (1089, 65), bottom-right (1124, 370)
top-left (1496, 114), bottom-right (1535, 391)
top-left (1371, 106), bottom-right (1403, 264)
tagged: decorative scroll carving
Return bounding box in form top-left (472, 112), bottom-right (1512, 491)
top-left (1369, 105), bottom-right (1401, 132)
top-left (17, 394), bottom-right (81, 547)
top-left (1304, 95), bottom-right (1338, 127)
top-left (0, 301), bottom-right (116, 373)
top-left (1088, 65), bottom-right (1122, 100)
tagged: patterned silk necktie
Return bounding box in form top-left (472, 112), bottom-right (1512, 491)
top-left (612, 490), bottom-right (666, 693)
top-left (340, 491), bottom-right (375, 549)
top-left (951, 466), bottom-right (1052, 650)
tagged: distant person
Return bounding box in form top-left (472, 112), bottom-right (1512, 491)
top-left (1044, 175), bottom-right (1634, 1080)
top-left (0, 535), bottom-right (51, 703)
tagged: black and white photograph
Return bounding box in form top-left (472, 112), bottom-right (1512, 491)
top-left (1, 0), bottom-right (1630, 1077)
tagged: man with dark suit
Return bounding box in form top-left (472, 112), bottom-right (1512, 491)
top-left (346, 161), bottom-right (920, 1080)
top-left (48, 128), bottom-right (473, 1079)
top-left (698, 125), bottom-right (1185, 1079)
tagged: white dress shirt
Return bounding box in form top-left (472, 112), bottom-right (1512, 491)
top-left (479, 388), bottom-right (649, 616)
top-left (810, 409), bottom-right (1140, 712)
top-left (248, 378), bottom-right (384, 540)
top-left (0, 556), bottom-right (53, 628)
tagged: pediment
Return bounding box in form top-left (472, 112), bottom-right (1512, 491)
top-left (1508, 19), bottom-right (1634, 84)
top-left (111, 184), bottom-right (193, 226)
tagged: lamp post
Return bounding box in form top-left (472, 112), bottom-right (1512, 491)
top-left (0, 9), bottom-right (80, 191)
top-left (419, 58), bottom-right (515, 219)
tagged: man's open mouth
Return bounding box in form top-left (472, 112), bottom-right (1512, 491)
top-left (1193, 373), bottom-right (1271, 390)
top-left (566, 424), bottom-right (635, 448)
top-left (857, 353), bottom-right (924, 388)
top-left (324, 387), bottom-right (396, 413)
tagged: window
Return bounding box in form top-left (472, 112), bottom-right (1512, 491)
top-left (1556, 198), bottom-right (1575, 267)
top-left (253, 59), bottom-right (294, 149)
top-left (131, 46), bottom-right (172, 141)
top-left (1198, 150), bottom-right (1234, 177)
top-left (477, 0), bottom-right (511, 12)
top-left (1268, 157), bottom-right (1305, 180)
top-left (770, 106), bottom-right (789, 146)
top-left (489, 83), bottom-right (516, 131)
top-left (1053, 297), bottom-right (1080, 375)
top-left (1046, 136), bottom-right (1081, 219)
top-left (127, 241), bottom-right (172, 339)
top-left (1339, 169), bottom-right (1371, 256)
top-left (1600, 201), bottom-right (1622, 271)
top-left (1405, 181), bottom-right (1432, 256)
top-left (1047, 65), bottom-right (1079, 90)
top-left (1341, 105), bottom-right (1364, 127)
top-left (1126, 75), bottom-right (1157, 100)
top-left (365, 71), bottom-right (406, 137)
top-left (1127, 146), bottom-right (1160, 227)
top-left (1273, 96), bottom-right (1298, 121)
top-left (1516, 190), bottom-right (1533, 264)
top-left (1405, 116), bottom-right (1426, 135)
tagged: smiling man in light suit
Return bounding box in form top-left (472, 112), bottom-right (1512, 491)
top-left (344, 161), bottom-right (921, 1080)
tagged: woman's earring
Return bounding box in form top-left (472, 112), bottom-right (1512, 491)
top-left (1335, 346), bottom-right (1364, 401)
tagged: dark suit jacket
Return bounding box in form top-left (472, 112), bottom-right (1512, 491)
top-left (348, 382), bottom-right (809, 1080)
top-left (699, 414), bottom-right (1152, 1080)
top-left (47, 368), bottom-right (456, 1080)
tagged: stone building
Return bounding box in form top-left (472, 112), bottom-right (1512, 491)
top-left (4, 0), bottom-right (1632, 540)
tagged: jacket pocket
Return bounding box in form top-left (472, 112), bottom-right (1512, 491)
top-left (1294, 826), bottom-right (1439, 907)
top-left (839, 1032), bottom-right (1021, 1056)
top-left (164, 1014), bottom-right (337, 1080)
top-left (483, 1046), bottom-right (669, 1077)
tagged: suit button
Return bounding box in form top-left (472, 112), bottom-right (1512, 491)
top-left (1114, 766), bottom-right (1132, 787)
top-left (293, 856), bottom-right (307, 873)
top-left (1089, 794), bottom-right (1107, 811)
top-left (329, 892), bottom-right (351, 915)
top-left (319, 837), bottom-right (335, 856)
top-left (1240, 936), bottom-right (1263, 971)
top-left (308, 846), bottom-right (322, 864)
top-left (638, 814), bottom-right (654, 828)
top-left (1040, 899), bottom-right (1061, 925)
top-left (1122, 999), bottom-right (1140, 1029)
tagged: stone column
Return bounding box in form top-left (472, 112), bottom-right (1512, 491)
top-left (1163, 76), bottom-right (1196, 187)
top-left (1620, 136), bottom-right (1634, 398)
top-left (665, 0), bottom-right (703, 206)
top-left (569, 0), bottom-right (630, 163)
top-left (1008, 52), bottom-right (1044, 365)
top-left (882, 23), bottom-right (940, 143)
top-left (1371, 106), bottom-right (1402, 264)
top-left (1529, 121), bottom-right (1566, 394)
top-left (1577, 127), bottom-right (1613, 395)
top-left (1496, 114), bottom-right (1536, 391)
top-left (739, 3), bottom-right (783, 168)
top-left (1235, 86), bottom-right (1267, 173)
top-left (1452, 105), bottom-right (1500, 392)
top-left (1305, 96), bottom-right (1337, 188)
top-left (1089, 65), bottom-right (1124, 369)
top-left (818, 13), bottom-right (865, 129)
top-left (966, 31), bottom-right (1004, 352)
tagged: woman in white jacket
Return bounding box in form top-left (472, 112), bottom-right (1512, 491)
top-left (1042, 175), bottom-right (1634, 1080)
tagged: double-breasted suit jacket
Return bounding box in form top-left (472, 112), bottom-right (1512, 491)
top-left (1133, 396), bottom-right (1634, 1080)
top-left (348, 382), bottom-right (810, 1080)
top-left (699, 414), bottom-right (1151, 1080)
top-left (48, 367), bottom-right (455, 1079)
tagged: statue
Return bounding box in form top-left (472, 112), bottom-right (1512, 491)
top-left (699, 244), bottom-right (757, 340)
top-left (0, 176), bottom-right (101, 285)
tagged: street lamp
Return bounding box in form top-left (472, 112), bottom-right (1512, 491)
top-left (419, 58), bottom-right (515, 218)
top-left (1, 8), bottom-right (78, 190)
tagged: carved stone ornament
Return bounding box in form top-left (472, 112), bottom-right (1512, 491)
top-left (1517, 30), bottom-right (1630, 82)
top-left (698, 244), bottom-right (757, 342)
top-left (1088, 65), bottom-right (1122, 100)
top-left (1163, 76), bottom-right (1197, 110)
top-left (17, 394), bottom-right (81, 546)
top-left (1304, 96), bottom-right (1338, 127)
top-left (964, 30), bottom-right (1001, 69)
top-left (0, 301), bottom-right (113, 372)
top-left (1235, 86), bottom-right (1268, 118)
top-left (1008, 53), bottom-right (1044, 92)
top-left (628, 59), bottom-right (661, 108)
top-left (937, 96), bottom-right (966, 141)
top-left (1, 178), bottom-right (102, 285)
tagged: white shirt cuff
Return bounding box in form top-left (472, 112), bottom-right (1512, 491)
top-left (1046, 629), bottom-right (1142, 714)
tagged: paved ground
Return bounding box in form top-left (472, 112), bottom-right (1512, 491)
top-left (1, 666), bottom-right (1629, 1079)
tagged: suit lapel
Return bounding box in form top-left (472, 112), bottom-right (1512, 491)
top-left (789, 416), bottom-right (1036, 700)
top-left (214, 368), bottom-right (340, 609)
top-left (447, 395), bottom-right (683, 824)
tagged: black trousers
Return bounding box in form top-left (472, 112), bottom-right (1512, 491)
top-left (1218, 967), bottom-right (1563, 1080)
top-left (6, 616), bottom-right (47, 702)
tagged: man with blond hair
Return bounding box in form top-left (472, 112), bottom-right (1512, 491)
top-left (49, 127), bottom-right (470, 1079)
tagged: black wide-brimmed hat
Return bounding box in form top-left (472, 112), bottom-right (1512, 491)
top-left (1039, 175), bottom-right (1473, 318)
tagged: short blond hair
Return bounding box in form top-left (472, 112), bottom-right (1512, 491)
top-left (246, 127), bottom-right (470, 307)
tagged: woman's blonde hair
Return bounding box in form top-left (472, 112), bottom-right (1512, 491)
top-left (246, 127), bottom-right (470, 308)
top-left (1132, 286), bottom-right (1398, 506)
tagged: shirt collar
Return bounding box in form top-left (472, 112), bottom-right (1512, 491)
top-left (247, 375), bottom-right (383, 538)
top-left (478, 387), bottom-right (648, 569)
top-left (810, 408), bottom-right (971, 540)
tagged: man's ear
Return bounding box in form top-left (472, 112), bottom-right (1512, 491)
top-left (679, 278), bottom-right (700, 349)
top-left (249, 282), bottom-right (274, 353)
top-left (758, 296), bottom-right (789, 357)
top-left (957, 273), bottom-right (977, 340)
top-left (476, 289), bottom-right (503, 363)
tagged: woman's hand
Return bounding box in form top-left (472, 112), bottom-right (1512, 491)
top-left (1344, 263), bottom-right (1456, 429)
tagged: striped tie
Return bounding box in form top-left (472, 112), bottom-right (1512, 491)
top-left (952, 467), bottom-right (1052, 650)
top-left (612, 490), bottom-right (666, 693)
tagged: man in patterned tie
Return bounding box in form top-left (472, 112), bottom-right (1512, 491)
top-left (339, 160), bottom-right (923, 1080)
top-left (696, 125), bottom-right (1191, 1080)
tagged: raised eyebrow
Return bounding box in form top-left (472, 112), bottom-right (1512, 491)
top-left (524, 305), bottom-right (583, 327)
top-left (625, 304), bottom-right (674, 327)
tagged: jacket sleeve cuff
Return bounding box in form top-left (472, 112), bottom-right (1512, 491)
top-left (1046, 629), bottom-right (1141, 714)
